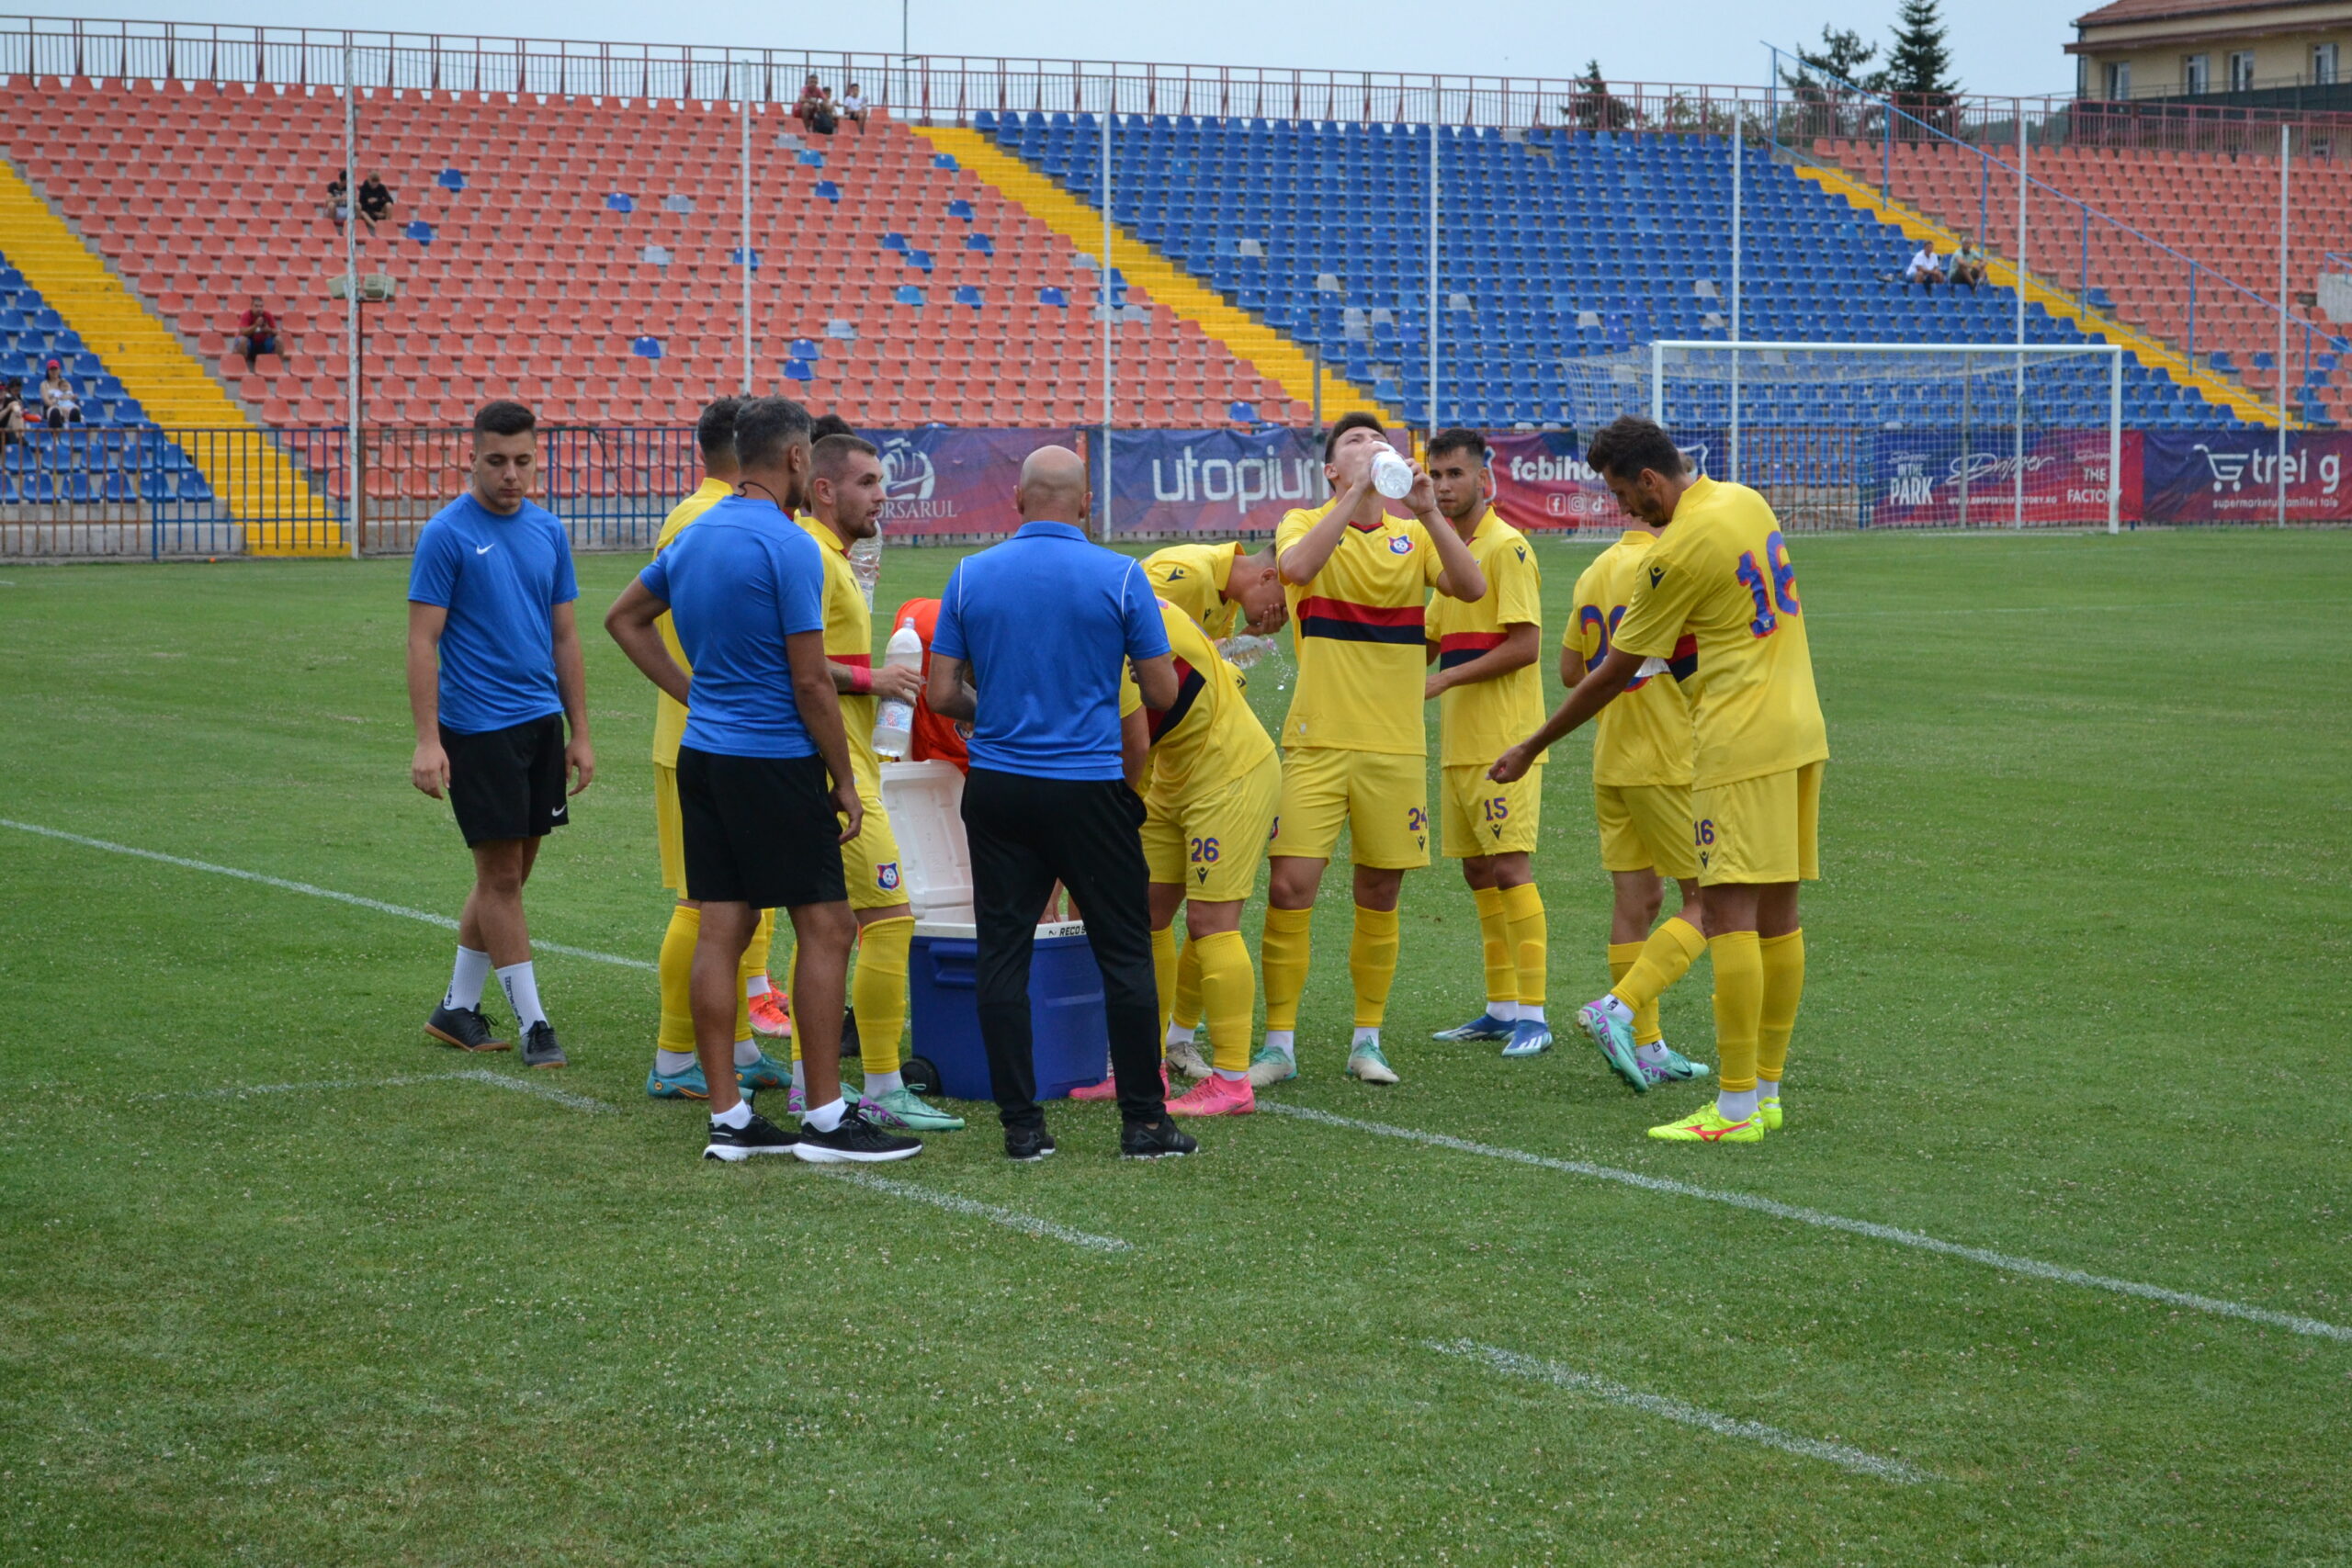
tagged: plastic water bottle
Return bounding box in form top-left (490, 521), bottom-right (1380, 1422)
top-left (1371, 448), bottom-right (1415, 500)
top-left (1218, 633), bottom-right (1278, 669)
top-left (871, 615), bottom-right (922, 760)
top-left (847, 533), bottom-right (883, 609)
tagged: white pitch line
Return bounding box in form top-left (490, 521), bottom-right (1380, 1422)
top-left (0, 819), bottom-right (652, 970)
top-left (816, 1168), bottom-right (1133, 1253)
top-left (133, 1067), bottom-right (615, 1113)
top-left (1263, 1103), bottom-right (2352, 1345)
top-left (1428, 1340), bottom-right (1930, 1485)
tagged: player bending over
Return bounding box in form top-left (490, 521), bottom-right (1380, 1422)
top-left (1495, 416), bottom-right (1826, 1144)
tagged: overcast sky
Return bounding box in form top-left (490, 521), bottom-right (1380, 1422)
top-left (43, 0), bottom-right (2086, 99)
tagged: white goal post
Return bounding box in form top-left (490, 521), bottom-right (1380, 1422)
top-left (1566, 340), bottom-right (2128, 533)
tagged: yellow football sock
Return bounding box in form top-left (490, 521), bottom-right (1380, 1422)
top-left (1350, 904), bottom-right (1400, 1028)
top-left (1611, 915), bottom-right (1705, 1019)
top-left (1471, 884), bottom-right (1516, 1011)
top-left (657, 903), bottom-right (699, 1055)
top-left (1151, 924), bottom-right (1180, 1048)
top-left (1605, 940), bottom-right (1660, 1045)
top-left (1499, 883), bottom-right (1546, 1013)
top-left (1194, 930), bottom-right (1255, 1075)
top-left (1710, 931), bottom-right (1763, 1093)
top-left (1170, 935), bottom-right (1204, 1032)
top-left (1757, 929), bottom-right (1804, 1089)
top-left (1261, 906), bottom-right (1313, 1032)
top-left (853, 916), bottom-right (914, 1077)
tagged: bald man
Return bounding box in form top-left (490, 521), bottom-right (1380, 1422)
top-left (928, 446), bottom-right (1197, 1162)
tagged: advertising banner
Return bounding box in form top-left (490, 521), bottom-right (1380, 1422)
top-left (1486, 428), bottom-right (1727, 533)
top-left (2143, 430), bottom-right (2352, 523)
top-left (865, 427), bottom-right (1078, 537)
top-left (1869, 429), bottom-right (2142, 527)
top-left (1106, 426), bottom-right (1363, 536)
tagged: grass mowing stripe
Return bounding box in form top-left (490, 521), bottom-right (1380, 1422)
top-left (130, 1067), bottom-right (615, 1113)
top-left (816, 1168), bottom-right (1133, 1253)
top-left (1426, 1340), bottom-right (1931, 1485)
top-left (1268, 1103), bottom-right (2352, 1345)
top-left (0, 818), bottom-right (652, 971)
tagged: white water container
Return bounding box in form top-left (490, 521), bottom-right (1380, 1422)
top-left (871, 615), bottom-right (923, 760)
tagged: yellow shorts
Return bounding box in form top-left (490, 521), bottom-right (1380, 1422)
top-left (838, 784), bottom-right (909, 912)
top-left (1441, 763), bottom-right (1542, 859)
top-left (1269, 747), bottom-right (1430, 870)
top-left (655, 761), bottom-right (686, 893)
top-left (1142, 750), bottom-right (1281, 903)
top-left (1693, 761), bottom-right (1824, 886)
top-left (1595, 781), bottom-right (1700, 881)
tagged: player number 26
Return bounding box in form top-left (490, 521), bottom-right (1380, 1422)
top-left (1188, 836), bottom-right (1220, 863)
top-left (1734, 530), bottom-right (1802, 638)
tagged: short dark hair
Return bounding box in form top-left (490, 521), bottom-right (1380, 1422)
top-left (695, 397), bottom-right (741, 460)
top-left (812, 432), bottom-right (879, 474)
top-left (473, 400), bottom-right (536, 438)
top-left (1426, 427), bottom-right (1488, 465)
top-left (1322, 410), bottom-right (1386, 464)
top-left (808, 412), bottom-right (857, 442)
top-left (1582, 415), bottom-right (1686, 482)
top-left (732, 397), bottom-right (812, 469)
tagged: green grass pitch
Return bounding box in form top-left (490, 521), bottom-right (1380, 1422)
top-left (1, 529), bottom-right (2347, 1566)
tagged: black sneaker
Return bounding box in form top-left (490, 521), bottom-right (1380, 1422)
top-left (792, 1106), bottom-right (922, 1164)
top-left (425, 1003), bottom-right (507, 1053)
top-left (518, 1021), bottom-right (568, 1069)
top-left (704, 1111), bottom-right (799, 1162)
top-left (1120, 1116), bottom-right (1199, 1160)
top-left (1004, 1124), bottom-right (1057, 1163)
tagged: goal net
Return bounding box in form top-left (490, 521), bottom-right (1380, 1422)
top-left (1561, 342), bottom-right (2127, 531)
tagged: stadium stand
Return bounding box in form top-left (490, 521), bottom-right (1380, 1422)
top-left (1816, 140), bottom-right (2348, 425)
top-left (981, 113), bottom-right (2251, 432)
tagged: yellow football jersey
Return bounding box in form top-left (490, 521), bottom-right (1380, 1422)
top-left (1610, 479), bottom-right (1827, 789)
top-left (1426, 509), bottom-right (1545, 768)
top-left (795, 514), bottom-right (882, 787)
top-left (1566, 530), bottom-right (1696, 788)
top-left (1274, 501), bottom-right (1447, 755)
top-left (650, 477), bottom-right (734, 767)
top-left (1144, 542), bottom-right (1245, 640)
top-left (1119, 601), bottom-right (1275, 807)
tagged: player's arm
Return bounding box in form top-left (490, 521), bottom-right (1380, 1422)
top-left (1412, 485), bottom-right (1487, 603)
top-left (789, 626), bottom-right (863, 845)
top-left (925, 653), bottom-right (978, 721)
top-left (1131, 652), bottom-right (1179, 712)
top-left (1490, 646), bottom-right (1645, 784)
top-left (1278, 469), bottom-right (1374, 585)
top-left (405, 600), bottom-right (450, 798)
top-left (549, 601), bottom-right (594, 795)
top-left (1121, 705), bottom-right (1149, 788)
top-left (1426, 621), bottom-right (1539, 702)
top-left (603, 580), bottom-right (692, 705)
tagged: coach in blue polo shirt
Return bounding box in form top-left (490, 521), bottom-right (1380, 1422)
top-left (927, 445), bottom-right (1193, 1162)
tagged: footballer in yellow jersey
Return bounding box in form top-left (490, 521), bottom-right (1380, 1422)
top-left (1143, 540), bottom-right (1288, 641)
top-left (645, 399), bottom-right (791, 1103)
top-left (1417, 429), bottom-right (1554, 1062)
top-left (1257, 412), bottom-right (1486, 1089)
top-left (1496, 416), bottom-right (1828, 1145)
top-left (786, 430), bottom-right (963, 1133)
top-left (1563, 524), bottom-right (1712, 1094)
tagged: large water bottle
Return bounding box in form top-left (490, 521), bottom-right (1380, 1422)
top-left (1371, 448), bottom-right (1415, 500)
top-left (847, 533), bottom-right (883, 609)
top-left (871, 615), bottom-right (922, 760)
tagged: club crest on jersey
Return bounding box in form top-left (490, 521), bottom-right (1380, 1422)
top-left (876, 862), bottom-right (901, 891)
top-left (1387, 536), bottom-right (1414, 555)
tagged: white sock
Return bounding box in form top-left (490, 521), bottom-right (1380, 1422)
top-left (1165, 1021), bottom-right (1197, 1047)
top-left (1717, 1087), bottom-right (1759, 1122)
top-left (732, 1037), bottom-right (763, 1067)
top-left (444, 945), bottom-right (492, 1010)
top-left (865, 1068), bottom-right (904, 1097)
top-left (655, 1048), bottom-right (697, 1076)
top-left (1518, 1003), bottom-right (1545, 1025)
top-left (802, 1096), bottom-right (845, 1133)
top-left (1598, 993), bottom-right (1634, 1026)
top-left (495, 962), bottom-right (547, 1029)
top-left (1264, 1029), bottom-right (1295, 1060)
top-left (790, 1059), bottom-right (807, 1093)
top-left (745, 973), bottom-right (771, 998)
top-left (711, 1100), bottom-right (752, 1130)
top-left (1351, 1026), bottom-right (1381, 1051)
top-left (1214, 1066), bottom-right (1247, 1081)
top-left (1487, 1000), bottom-right (1518, 1022)
top-left (1758, 1077), bottom-right (1781, 1102)
top-left (1635, 1041), bottom-right (1669, 1066)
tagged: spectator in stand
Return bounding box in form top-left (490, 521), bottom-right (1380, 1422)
top-left (39, 360), bottom-right (82, 428)
top-left (840, 82), bottom-right (870, 130)
top-left (794, 75), bottom-right (837, 136)
top-left (357, 173), bottom-right (394, 235)
top-left (1903, 246), bottom-right (1945, 291)
top-left (232, 298), bottom-right (285, 373)
top-left (326, 170), bottom-right (351, 232)
top-left (0, 378), bottom-right (25, 449)
top-left (1949, 239), bottom-right (1988, 291)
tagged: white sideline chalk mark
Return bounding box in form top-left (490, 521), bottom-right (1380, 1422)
top-left (1428, 1340), bottom-right (1930, 1484)
top-left (0, 819), bottom-right (652, 971)
top-left (134, 1067), bottom-right (614, 1113)
top-left (1264, 1103), bottom-right (2352, 1345)
top-left (817, 1168), bottom-right (1132, 1253)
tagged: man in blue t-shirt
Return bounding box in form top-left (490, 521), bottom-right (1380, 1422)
top-left (406, 400), bottom-right (592, 1071)
top-left (927, 444), bottom-right (1194, 1162)
top-left (606, 397), bottom-right (921, 1168)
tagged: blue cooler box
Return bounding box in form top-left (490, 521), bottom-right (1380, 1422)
top-left (908, 920), bottom-right (1109, 1101)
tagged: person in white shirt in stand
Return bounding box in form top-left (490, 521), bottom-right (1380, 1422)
top-left (840, 83), bottom-right (870, 130)
top-left (1903, 246), bottom-right (1945, 291)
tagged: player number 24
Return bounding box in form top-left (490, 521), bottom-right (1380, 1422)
top-left (1735, 530), bottom-right (1801, 638)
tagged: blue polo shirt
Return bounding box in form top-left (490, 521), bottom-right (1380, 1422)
top-left (637, 495), bottom-right (826, 760)
top-left (933, 521), bottom-right (1170, 781)
top-left (407, 493), bottom-right (578, 736)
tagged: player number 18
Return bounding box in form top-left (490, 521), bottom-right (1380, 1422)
top-left (1734, 530), bottom-right (1801, 638)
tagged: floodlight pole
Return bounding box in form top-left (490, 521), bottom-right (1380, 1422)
top-left (1101, 96), bottom-right (1114, 536)
top-left (2013, 103), bottom-right (2026, 530)
top-left (344, 44), bottom-right (362, 557)
top-left (740, 82), bottom-right (752, 394)
top-left (1428, 116), bottom-right (1439, 438)
top-left (2278, 122), bottom-right (2290, 527)
top-left (1729, 103), bottom-right (1742, 485)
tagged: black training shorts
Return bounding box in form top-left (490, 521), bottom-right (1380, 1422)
top-left (442, 713), bottom-right (569, 846)
top-left (675, 745), bottom-right (847, 909)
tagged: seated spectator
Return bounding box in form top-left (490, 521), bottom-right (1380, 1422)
top-left (39, 360), bottom-right (82, 428)
top-left (232, 298), bottom-right (285, 372)
top-left (1949, 239), bottom-right (1988, 290)
top-left (357, 173), bottom-right (393, 234)
top-left (1903, 246), bottom-right (1945, 290)
top-left (840, 82), bottom-right (870, 130)
top-left (0, 378), bottom-right (25, 448)
top-left (794, 74), bottom-right (837, 135)
top-left (326, 170), bottom-right (350, 232)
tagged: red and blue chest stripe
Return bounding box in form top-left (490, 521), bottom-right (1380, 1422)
top-left (1298, 595), bottom-right (1426, 647)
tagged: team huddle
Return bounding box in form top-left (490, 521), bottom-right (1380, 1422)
top-left (404, 394), bottom-right (1826, 1162)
